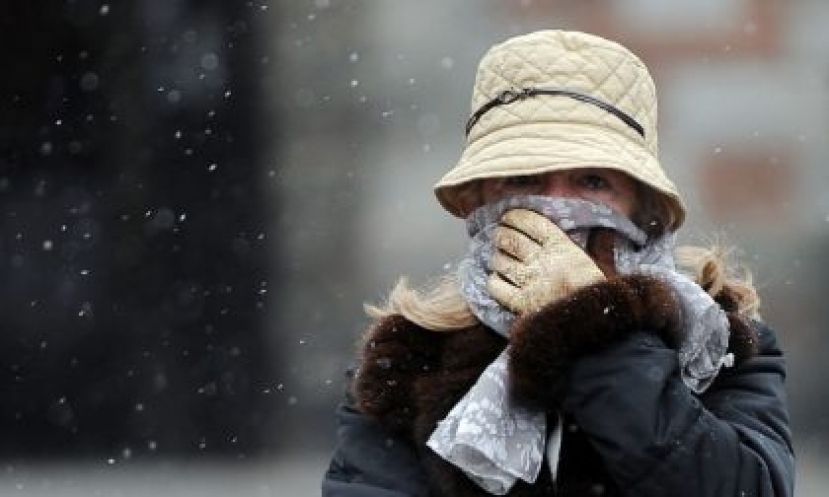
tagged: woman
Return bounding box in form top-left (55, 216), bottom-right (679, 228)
top-left (322, 30), bottom-right (794, 496)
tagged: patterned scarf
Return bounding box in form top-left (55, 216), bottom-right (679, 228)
top-left (426, 195), bottom-right (732, 494)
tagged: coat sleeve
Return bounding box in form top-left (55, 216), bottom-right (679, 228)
top-left (322, 399), bottom-right (430, 497)
top-left (562, 324), bottom-right (795, 496)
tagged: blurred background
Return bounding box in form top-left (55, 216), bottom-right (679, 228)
top-left (1, 0), bottom-right (827, 495)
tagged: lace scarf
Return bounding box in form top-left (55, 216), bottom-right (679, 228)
top-left (426, 195), bottom-right (732, 494)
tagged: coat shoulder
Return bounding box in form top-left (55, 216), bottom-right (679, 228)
top-left (350, 315), bottom-right (443, 433)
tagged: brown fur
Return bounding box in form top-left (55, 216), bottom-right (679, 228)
top-left (351, 275), bottom-right (758, 496)
top-left (508, 275), bottom-right (682, 409)
top-left (351, 314), bottom-right (446, 438)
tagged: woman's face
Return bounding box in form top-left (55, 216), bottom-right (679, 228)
top-left (479, 168), bottom-right (638, 217)
top-left (479, 168), bottom-right (639, 276)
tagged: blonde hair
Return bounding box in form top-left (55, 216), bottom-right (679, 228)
top-left (675, 242), bottom-right (761, 319)
top-left (367, 242), bottom-right (760, 331)
top-left (365, 275), bottom-right (478, 331)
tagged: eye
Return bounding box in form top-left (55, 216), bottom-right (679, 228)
top-left (576, 172), bottom-right (612, 191)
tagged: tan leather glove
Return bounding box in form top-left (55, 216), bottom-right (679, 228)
top-left (487, 208), bottom-right (606, 314)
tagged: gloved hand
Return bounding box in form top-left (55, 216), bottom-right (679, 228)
top-left (487, 208), bottom-right (606, 314)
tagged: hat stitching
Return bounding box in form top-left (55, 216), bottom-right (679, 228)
top-left (459, 127), bottom-right (655, 186)
top-left (465, 132), bottom-right (649, 172)
top-left (490, 40), bottom-right (644, 103)
top-left (476, 47), bottom-right (653, 148)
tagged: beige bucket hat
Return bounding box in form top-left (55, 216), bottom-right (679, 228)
top-left (434, 30), bottom-right (686, 230)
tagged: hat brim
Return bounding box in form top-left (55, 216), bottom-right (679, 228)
top-left (434, 120), bottom-right (686, 228)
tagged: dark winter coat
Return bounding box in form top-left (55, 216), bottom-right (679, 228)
top-left (323, 275), bottom-right (795, 496)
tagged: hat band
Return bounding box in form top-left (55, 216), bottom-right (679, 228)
top-left (465, 87), bottom-right (645, 138)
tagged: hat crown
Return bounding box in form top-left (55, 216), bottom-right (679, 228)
top-left (468, 30), bottom-right (658, 154)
